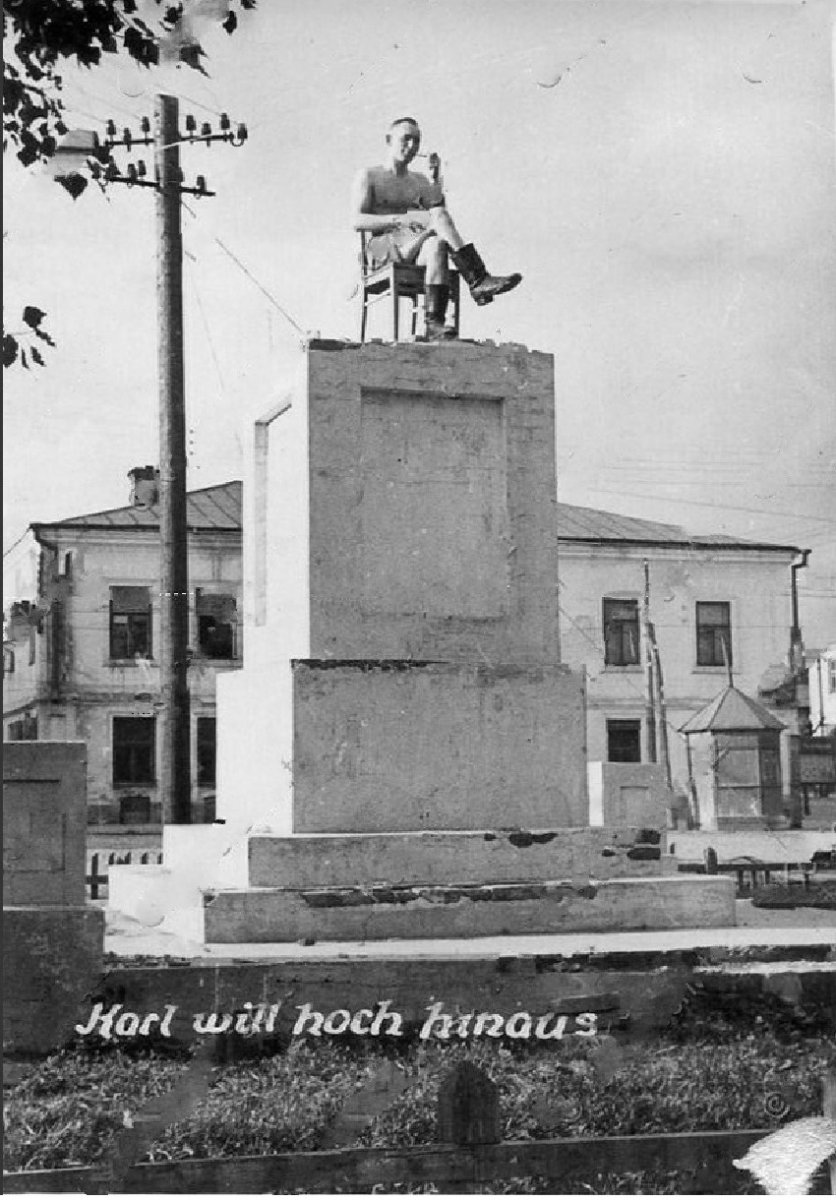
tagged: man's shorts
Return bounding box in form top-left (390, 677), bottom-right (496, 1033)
top-left (364, 228), bottom-right (420, 271)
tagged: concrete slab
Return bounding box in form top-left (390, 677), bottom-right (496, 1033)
top-left (103, 902), bottom-right (834, 963)
top-left (248, 827), bottom-right (669, 888)
top-left (201, 876), bottom-right (736, 944)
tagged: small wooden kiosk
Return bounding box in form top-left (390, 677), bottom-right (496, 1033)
top-left (681, 686), bottom-right (786, 829)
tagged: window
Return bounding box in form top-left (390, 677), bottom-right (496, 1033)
top-left (603, 598), bottom-right (640, 666)
top-left (110, 586), bottom-right (151, 660)
top-left (3, 648), bottom-right (14, 676)
top-left (113, 717), bottom-right (155, 785)
top-left (828, 659), bottom-right (836, 695)
top-left (196, 591), bottom-right (237, 660)
top-left (696, 601), bottom-right (731, 667)
top-left (196, 717), bottom-right (217, 787)
top-left (607, 719), bottom-right (642, 763)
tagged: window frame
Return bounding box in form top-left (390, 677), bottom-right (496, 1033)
top-left (109, 586), bottom-right (153, 662)
top-left (602, 597), bottom-right (640, 667)
top-left (606, 718), bottom-right (642, 763)
top-left (196, 716), bottom-right (217, 788)
top-left (112, 715), bottom-right (156, 786)
top-left (195, 589), bottom-right (237, 661)
top-left (695, 601), bottom-right (732, 668)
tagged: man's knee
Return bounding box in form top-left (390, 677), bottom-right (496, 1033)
top-left (419, 237), bottom-right (448, 268)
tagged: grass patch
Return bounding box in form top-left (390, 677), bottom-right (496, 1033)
top-left (4, 993), bottom-right (834, 1194)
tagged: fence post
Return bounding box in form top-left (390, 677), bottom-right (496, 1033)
top-left (437, 1061), bottom-right (500, 1190)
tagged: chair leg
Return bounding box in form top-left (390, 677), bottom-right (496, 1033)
top-left (392, 276), bottom-right (400, 342)
top-left (360, 291), bottom-right (368, 343)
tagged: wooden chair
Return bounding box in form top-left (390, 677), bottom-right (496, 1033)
top-left (358, 232), bottom-right (460, 343)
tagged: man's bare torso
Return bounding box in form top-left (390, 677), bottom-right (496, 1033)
top-left (358, 165), bottom-right (439, 214)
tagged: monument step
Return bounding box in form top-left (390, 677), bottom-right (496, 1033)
top-left (248, 826), bottom-right (670, 889)
top-left (202, 875), bottom-right (735, 943)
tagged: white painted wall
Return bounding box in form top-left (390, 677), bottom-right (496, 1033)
top-left (558, 543), bottom-right (798, 797)
top-left (809, 643), bottom-right (836, 735)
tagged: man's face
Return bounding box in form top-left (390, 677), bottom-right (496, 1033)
top-left (387, 121), bottom-right (421, 166)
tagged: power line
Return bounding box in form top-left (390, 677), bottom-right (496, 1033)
top-left (590, 489), bottom-right (834, 526)
top-left (180, 201), bottom-right (307, 339)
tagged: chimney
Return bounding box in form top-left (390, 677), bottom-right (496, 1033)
top-left (129, 466), bottom-right (160, 508)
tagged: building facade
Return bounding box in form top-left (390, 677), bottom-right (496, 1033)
top-left (555, 503), bottom-right (806, 813)
top-left (3, 470), bottom-right (242, 825)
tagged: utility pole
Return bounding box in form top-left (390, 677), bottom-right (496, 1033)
top-left (94, 98), bottom-right (247, 824)
top-left (642, 560), bottom-right (672, 788)
top-left (642, 560), bottom-right (657, 764)
top-left (156, 95), bottom-right (191, 824)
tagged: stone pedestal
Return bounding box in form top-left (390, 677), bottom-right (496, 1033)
top-left (3, 743), bottom-right (105, 1052)
top-left (110, 341), bottom-right (736, 941)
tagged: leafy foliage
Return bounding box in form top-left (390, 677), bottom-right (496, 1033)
top-left (3, 0), bottom-right (255, 368)
top-left (3, 305), bottom-right (57, 370)
top-left (3, 0), bottom-right (255, 168)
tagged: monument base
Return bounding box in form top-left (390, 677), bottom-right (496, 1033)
top-left (201, 876), bottom-right (735, 943)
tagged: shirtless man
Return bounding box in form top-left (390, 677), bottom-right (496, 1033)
top-left (352, 116), bottom-right (522, 341)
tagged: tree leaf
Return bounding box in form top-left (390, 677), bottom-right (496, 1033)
top-left (22, 307), bottom-right (46, 330)
top-left (21, 349), bottom-right (29, 369)
top-left (30, 346), bottom-right (45, 367)
top-left (55, 172), bottom-right (89, 199)
top-left (3, 334), bottom-right (19, 368)
top-left (222, 11), bottom-right (238, 34)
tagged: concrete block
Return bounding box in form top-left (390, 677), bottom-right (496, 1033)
top-left (293, 661), bottom-right (587, 832)
top-left (3, 905), bottom-right (104, 1053)
top-left (202, 876), bottom-right (736, 943)
top-left (248, 827), bottom-right (669, 889)
top-left (588, 762), bottom-right (671, 828)
top-left (3, 742), bottom-right (87, 906)
top-left (249, 342), bottom-right (562, 665)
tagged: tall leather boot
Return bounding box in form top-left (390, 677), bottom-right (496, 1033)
top-left (450, 243), bottom-right (522, 306)
top-left (424, 283), bottom-right (457, 340)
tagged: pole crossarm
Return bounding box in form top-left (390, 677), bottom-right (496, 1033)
top-left (87, 107), bottom-right (246, 198)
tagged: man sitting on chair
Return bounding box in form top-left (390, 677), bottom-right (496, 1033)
top-left (352, 116), bottom-right (522, 341)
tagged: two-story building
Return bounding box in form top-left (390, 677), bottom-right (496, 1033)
top-left (556, 502), bottom-right (807, 814)
top-left (3, 468), bottom-right (242, 824)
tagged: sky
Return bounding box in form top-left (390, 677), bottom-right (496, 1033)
top-left (4, 0), bottom-right (835, 645)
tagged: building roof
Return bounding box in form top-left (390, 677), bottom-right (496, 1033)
top-left (32, 481), bottom-right (243, 534)
top-left (680, 685), bottom-right (786, 733)
top-left (32, 480), bottom-right (798, 555)
top-left (554, 501), bottom-right (799, 553)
